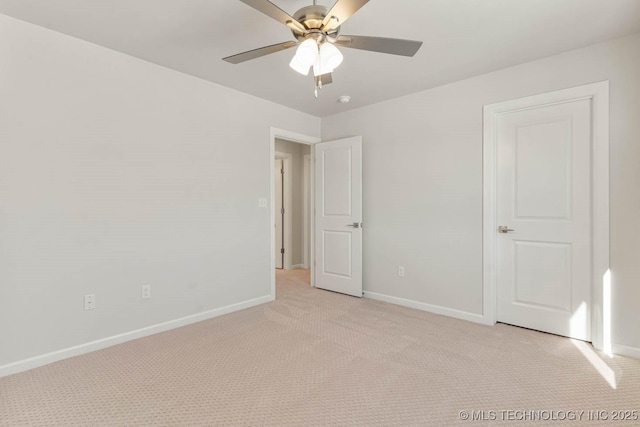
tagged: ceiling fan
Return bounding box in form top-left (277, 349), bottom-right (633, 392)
top-left (223, 0), bottom-right (423, 97)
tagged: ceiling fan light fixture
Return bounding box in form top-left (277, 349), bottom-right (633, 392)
top-left (313, 42), bottom-right (343, 76)
top-left (295, 39), bottom-right (319, 67)
top-left (289, 55), bottom-right (311, 75)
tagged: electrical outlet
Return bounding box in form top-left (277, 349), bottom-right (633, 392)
top-left (84, 294), bottom-right (95, 310)
top-left (141, 285), bottom-right (151, 299)
top-left (398, 266), bottom-right (405, 278)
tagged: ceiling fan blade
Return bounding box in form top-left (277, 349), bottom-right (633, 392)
top-left (319, 73), bottom-right (333, 85)
top-left (223, 41), bottom-right (298, 64)
top-left (239, 0), bottom-right (307, 34)
top-left (334, 35), bottom-right (423, 57)
top-left (322, 0), bottom-right (370, 32)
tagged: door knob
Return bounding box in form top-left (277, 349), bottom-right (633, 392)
top-left (347, 222), bottom-right (361, 228)
top-left (498, 225), bottom-right (515, 233)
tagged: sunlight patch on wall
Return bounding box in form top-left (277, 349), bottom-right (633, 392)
top-left (603, 269), bottom-right (612, 357)
top-left (569, 302), bottom-right (588, 341)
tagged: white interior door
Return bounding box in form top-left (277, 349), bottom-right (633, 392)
top-left (496, 99), bottom-right (592, 341)
top-left (275, 159), bottom-right (283, 269)
top-left (314, 136), bottom-right (362, 297)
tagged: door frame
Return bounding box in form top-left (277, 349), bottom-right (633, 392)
top-left (482, 81), bottom-right (609, 352)
top-left (303, 154), bottom-right (311, 269)
top-left (270, 128), bottom-right (320, 299)
top-left (274, 152), bottom-right (293, 270)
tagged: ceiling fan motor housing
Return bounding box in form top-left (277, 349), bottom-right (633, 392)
top-left (292, 5), bottom-right (340, 42)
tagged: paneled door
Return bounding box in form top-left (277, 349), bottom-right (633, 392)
top-left (496, 98), bottom-right (592, 341)
top-left (314, 136), bottom-right (362, 297)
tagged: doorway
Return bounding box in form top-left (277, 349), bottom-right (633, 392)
top-left (274, 146), bottom-right (308, 271)
top-left (270, 128), bottom-right (319, 298)
top-left (483, 82), bottom-right (610, 351)
top-left (269, 129), bottom-right (364, 301)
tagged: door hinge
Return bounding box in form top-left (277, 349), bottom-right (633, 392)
top-left (281, 208), bottom-right (285, 214)
top-left (281, 248), bottom-right (285, 254)
top-left (280, 168), bottom-right (284, 175)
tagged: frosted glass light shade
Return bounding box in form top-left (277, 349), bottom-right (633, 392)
top-left (319, 42), bottom-right (343, 71)
top-left (291, 40), bottom-right (343, 78)
top-left (295, 39), bottom-right (318, 67)
top-left (313, 57), bottom-right (334, 77)
top-left (289, 55), bottom-right (310, 75)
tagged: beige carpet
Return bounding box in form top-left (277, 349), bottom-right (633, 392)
top-left (1, 269), bottom-right (639, 426)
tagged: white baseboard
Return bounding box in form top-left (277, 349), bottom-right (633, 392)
top-left (612, 343), bottom-right (640, 360)
top-left (365, 292), bottom-right (640, 359)
top-left (290, 264), bottom-right (305, 270)
top-left (0, 294), bottom-right (274, 378)
top-left (364, 291), bottom-right (489, 325)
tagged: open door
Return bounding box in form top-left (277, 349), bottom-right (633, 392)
top-left (314, 136), bottom-right (362, 297)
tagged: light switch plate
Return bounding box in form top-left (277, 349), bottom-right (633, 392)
top-left (84, 294), bottom-right (96, 310)
top-left (398, 266), bottom-right (405, 278)
top-left (258, 198), bottom-right (268, 208)
top-left (141, 285), bottom-right (151, 299)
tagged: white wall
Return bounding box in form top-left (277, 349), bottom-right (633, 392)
top-left (2, 11), bottom-right (638, 372)
top-left (322, 32), bottom-right (640, 352)
top-left (0, 14), bottom-right (320, 370)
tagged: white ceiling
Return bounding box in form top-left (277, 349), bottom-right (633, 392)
top-left (1, 0), bottom-right (640, 117)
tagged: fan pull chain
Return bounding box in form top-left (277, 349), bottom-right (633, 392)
top-left (314, 40), bottom-right (322, 97)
